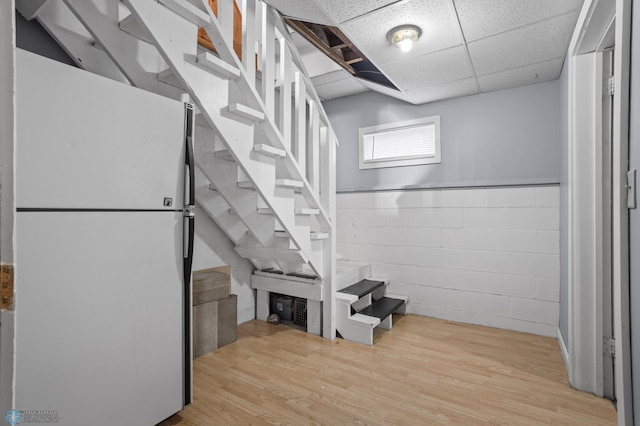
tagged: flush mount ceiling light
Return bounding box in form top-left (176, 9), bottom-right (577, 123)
top-left (387, 25), bottom-right (422, 52)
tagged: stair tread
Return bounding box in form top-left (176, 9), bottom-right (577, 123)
top-left (214, 149), bottom-right (234, 161)
top-left (237, 181), bottom-right (254, 189)
top-left (358, 297), bottom-right (405, 320)
top-left (159, 0), bottom-right (209, 27)
top-left (276, 179), bottom-right (304, 188)
top-left (339, 279), bottom-right (385, 298)
top-left (254, 144), bottom-right (286, 158)
top-left (296, 208), bottom-right (320, 215)
top-left (196, 51), bottom-right (240, 79)
top-left (227, 103), bottom-right (265, 122)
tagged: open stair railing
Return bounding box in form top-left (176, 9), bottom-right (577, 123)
top-left (19, 0), bottom-right (337, 338)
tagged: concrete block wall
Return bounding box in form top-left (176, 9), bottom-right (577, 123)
top-left (336, 185), bottom-right (560, 337)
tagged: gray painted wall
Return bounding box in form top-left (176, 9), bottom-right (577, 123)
top-left (323, 81), bottom-right (562, 192)
top-left (15, 11), bottom-right (75, 66)
top-left (559, 60), bottom-right (569, 346)
top-left (629, 0), bottom-right (640, 418)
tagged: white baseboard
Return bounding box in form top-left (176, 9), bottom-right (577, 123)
top-left (556, 327), bottom-right (570, 374)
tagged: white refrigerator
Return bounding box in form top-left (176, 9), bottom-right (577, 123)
top-left (14, 50), bottom-right (194, 425)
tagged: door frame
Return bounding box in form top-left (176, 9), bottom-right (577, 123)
top-left (0, 0), bottom-right (16, 416)
top-left (567, 0), bottom-right (633, 423)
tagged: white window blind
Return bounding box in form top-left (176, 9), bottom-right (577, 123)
top-left (359, 116), bottom-right (441, 169)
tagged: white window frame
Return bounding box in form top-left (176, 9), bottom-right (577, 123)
top-left (358, 115), bottom-right (441, 170)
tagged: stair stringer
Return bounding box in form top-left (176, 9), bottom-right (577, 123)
top-left (123, 0), bottom-right (324, 277)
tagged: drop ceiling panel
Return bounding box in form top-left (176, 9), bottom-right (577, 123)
top-left (405, 78), bottom-right (479, 104)
top-left (454, 0), bottom-right (584, 42)
top-left (273, 0), bottom-right (582, 104)
top-left (477, 57), bottom-right (565, 92)
top-left (315, 77), bottom-right (368, 100)
top-left (383, 46), bottom-right (474, 91)
top-left (264, 0), bottom-right (332, 24)
top-left (341, 0), bottom-right (462, 66)
top-left (311, 69), bottom-right (351, 86)
top-left (468, 12), bottom-right (577, 76)
top-left (315, 0), bottom-right (400, 24)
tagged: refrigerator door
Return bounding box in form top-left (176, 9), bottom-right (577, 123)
top-left (16, 49), bottom-right (186, 210)
top-left (15, 211), bottom-right (184, 426)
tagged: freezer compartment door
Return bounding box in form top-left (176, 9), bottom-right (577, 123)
top-left (16, 50), bottom-right (186, 210)
top-left (15, 211), bottom-right (186, 426)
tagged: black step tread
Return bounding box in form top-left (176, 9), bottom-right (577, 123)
top-left (358, 297), bottom-right (405, 320)
top-left (339, 279), bottom-right (385, 298)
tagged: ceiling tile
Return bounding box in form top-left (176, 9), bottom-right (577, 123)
top-left (341, 0), bottom-right (462, 66)
top-left (454, 0), bottom-right (584, 42)
top-left (405, 78), bottom-right (479, 104)
top-left (264, 0), bottom-right (333, 24)
top-left (477, 57), bottom-right (565, 92)
top-left (467, 12), bottom-right (577, 76)
top-left (311, 69), bottom-right (351, 86)
top-left (315, 77), bottom-right (368, 100)
top-left (314, 0), bottom-right (400, 24)
top-left (383, 46), bottom-right (474, 91)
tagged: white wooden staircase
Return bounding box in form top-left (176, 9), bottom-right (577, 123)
top-left (17, 0), bottom-right (337, 338)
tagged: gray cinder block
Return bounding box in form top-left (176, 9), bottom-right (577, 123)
top-left (193, 301), bottom-right (218, 358)
top-left (217, 294), bottom-right (237, 348)
top-left (193, 268), bottom-right (231, 305)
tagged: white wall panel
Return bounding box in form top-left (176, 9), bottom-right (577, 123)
top-left (486, 187), bottom-right (536, 207)
top-left (511, 207), bottom-right (560, 230)
top-left (463, 208), bottom-right (511, 229)
top-left (536, 277), bottom-right (561, 302)
top-left (463, 250), bottom-right (510, 273)
top-left (509, 252), bottom-right (560, 278)
top-left (422, 207), bottom-right (465, 228)
top-left (441, 188), bottom-right (487, 207)
top-left (337, 185), bottom-right (560, 337)
top-left (537, 231), bottom-right (561, 254)
top-left (367, 208), bottom-right (424, 228)
top-left (366, 227), bottom-right (441, 248)
top-left (535, 186), bottom-right (560, 207)
top-left (193, 207), bottom-right (255, 324)
top-left (508, 298), bottom-right (559, 325)
top-left (441, 228), bottom-right (487, 250)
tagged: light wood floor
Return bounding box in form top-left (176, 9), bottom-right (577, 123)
top-left (160, 315), bottom-right (616, 425)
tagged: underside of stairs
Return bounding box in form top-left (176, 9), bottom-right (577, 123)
top-left (17, 0), bottom-right (338, 338)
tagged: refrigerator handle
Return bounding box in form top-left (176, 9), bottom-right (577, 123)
top-left (183, 102), bottom-right (195, 270)
top-left (182, 213), bottom-right (194, 406)
top-left (185, 136), bottom-right (195, 206)
top-left (182, 102), bottom-right (196, 407)
top-left (184, 102), bottom-right (195, 207)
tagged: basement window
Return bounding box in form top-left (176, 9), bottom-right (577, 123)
top-left (359, 116), bottom-right (441, 169)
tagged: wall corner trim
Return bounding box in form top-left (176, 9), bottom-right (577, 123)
top-left (557, 327), bottom-right (570, 375)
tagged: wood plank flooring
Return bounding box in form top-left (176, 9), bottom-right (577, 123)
top-left (160, 315), bottom-right (616, 425)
